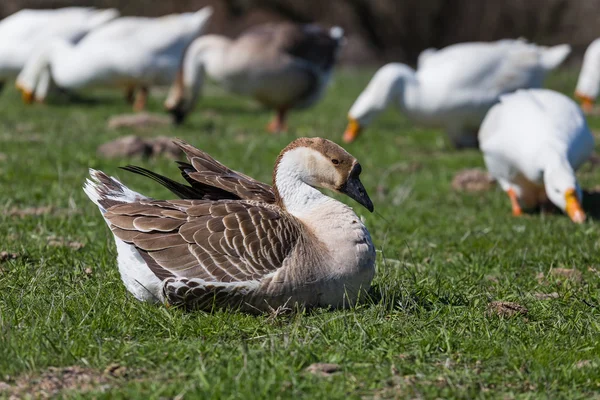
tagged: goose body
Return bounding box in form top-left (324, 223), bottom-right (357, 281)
top-left (84, 138), bottom-right (375, 313)
top-left (344, 40), bottom-right (571, 147)
top-left (479, 89), bottom-right (592, 223)
top-left (0, 7), bottom-right (119, 84)
top-left (15, 7), bottom-right (213, 109)
top-left (164, 22), bottom-right (344, 130)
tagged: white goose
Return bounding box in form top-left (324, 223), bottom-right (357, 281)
top-left (0, 7), bottom-right (119, 90)
top-left (479, 89), bottom-right (592, 223)
top-left (164, 22), bottom-right (344, 130)
top-left (575, 38), bottom-right (600, 113)
top-left (344, 39), bottom-right (571, 147)
top-left (84, 138), bottom-right (375, 313)
top-left (16, 7), bottom-right (213, 111)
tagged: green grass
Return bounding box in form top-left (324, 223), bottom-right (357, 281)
top-left (1, 68), bottom-right (600, 399)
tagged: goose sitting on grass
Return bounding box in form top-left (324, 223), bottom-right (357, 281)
top-left (164, 22), bottom-right (344, 131)
top-left (15, 7), bottom-right (213, 112)
top-left (343, 39), bottom-right (571, 148)
top-left (84, 138), bottom-right (375, 313)
top-left (0, 7), bottom-right (119, 93)
top-left (479, 89), bottom-right (593, 223)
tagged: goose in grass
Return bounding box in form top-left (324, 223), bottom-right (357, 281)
top-left (15, 7), bottom-right (213, 111)
top-left (164, 22), bottom-right (344, 131)
top-left (479, 89), bottom-right (592, 223)
top-left (84, 138), bottom-right (375, 313)
top-left (343, 39), bottom-right (571, 148)
top-left (0, 7), bottom-right (119, 93)
top-left (575, 38), bottom-right (600, 113)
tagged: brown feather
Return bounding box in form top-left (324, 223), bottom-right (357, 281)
top-left (106, 199), bottom-right (302, 285)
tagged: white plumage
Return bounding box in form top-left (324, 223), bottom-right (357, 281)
top-left (0, 7), bottom-right (119, 84)
top-left (344, 39), bottom-right (571, 147)
top-left (15, 7), bottom-right (213, 108)
top-left (575, 38), bottom-right (600, 113)
top-left (479, 89), bottom-right (593, 223)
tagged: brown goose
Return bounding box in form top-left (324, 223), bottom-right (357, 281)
top-left (164, 22), bottom-right (344, 131)
top-left (84, 138), bottom-right (375, 313)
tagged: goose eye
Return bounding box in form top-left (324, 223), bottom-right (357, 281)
top-left (331, 159), bottom-right (340, 165)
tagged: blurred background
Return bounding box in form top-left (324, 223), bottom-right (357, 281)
top-left (1, 0), bottom-right (595, 65)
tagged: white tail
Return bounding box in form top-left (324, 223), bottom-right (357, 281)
top-left (83, 169), bottom-right (146, 213)
top-left (88, 8), bottom-right (120, 29)
top-left (540, 44), bottom-right (571, 70)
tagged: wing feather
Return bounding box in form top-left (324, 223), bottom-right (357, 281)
top-left (105, 199), bottom-right (300, 287)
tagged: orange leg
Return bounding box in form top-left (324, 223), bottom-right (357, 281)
top-left (507, 188), bottom-right (522, 216)
top-left (133, 86), bottom-right (148, 112)
top-left (267, 108), bottom-right (288, 133)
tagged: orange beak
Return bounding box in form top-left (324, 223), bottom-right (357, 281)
top-left (565, 188), bottom-right (586, 223)
top-left (575, 91), bottom-right (594, 114)
top-left (342, 117), bottom-right (362, 143)
top-left (15, 82), bottom-right (34, 104)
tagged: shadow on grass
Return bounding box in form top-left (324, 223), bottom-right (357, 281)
top-left (366, 283), bottom-right (469, 313)
top-left (583, 189), bottom-right (600, 220)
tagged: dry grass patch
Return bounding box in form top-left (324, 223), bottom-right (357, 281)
top-left (0, 365), bottom-right (131, 398)
top-left (486, 301), bottom-right (528, 318)
top-left (452, 168), bottom-right (495, 192)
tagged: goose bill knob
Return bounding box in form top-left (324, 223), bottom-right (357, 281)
top-left (339, 163), bottom-right (373, 212)
top-left (565, 188), bottom-right (586, 223)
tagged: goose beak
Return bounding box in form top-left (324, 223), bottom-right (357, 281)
top-left (575, 91), bottom-right (594, 113)
top-left (565, 188), bottom-right (586, 223)
top-left (340, 163), bottom-right (374, 212)
top-left (343, 117), bottom-right (362, 143)
top-left (15, 82), bottom-right (34, 104)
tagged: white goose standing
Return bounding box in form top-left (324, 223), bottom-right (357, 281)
top-left (84, 138), bottom-right (375, 313)
top-left (0, 7), bottom-right (119, 91)
top-left (479, 89), bottom-right (592, 223)
top-left (343, 39), bottom-right (571, 147)
top-left (16, 7), bottom-right (213, 111)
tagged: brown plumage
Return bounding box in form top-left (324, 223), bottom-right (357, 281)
top-left (84, 138), bottom-right (375, 313)
top-left (164, 22), bottom-right (344, 131)
top-left (104, 198), bottom-right (304, 310)
top-left (123, 139), bottom-right (275, 203)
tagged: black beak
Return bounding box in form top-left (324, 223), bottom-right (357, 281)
top-left (339, 163), bottom-right (374, 212)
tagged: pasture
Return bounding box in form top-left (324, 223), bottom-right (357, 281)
top-left (1, 69), bottom-right (599, 398)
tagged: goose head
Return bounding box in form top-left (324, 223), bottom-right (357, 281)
top-left (544, 161), bottom-right (585, 223)
top-left (273, 137), bottom-right (373, 212)
top-left (343, 63), bottom-right (414, 143)
top-left (575, 39), bottom-right (600, 113)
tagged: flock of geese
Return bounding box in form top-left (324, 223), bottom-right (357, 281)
top-left (4, 6), bottom-right (600, 312)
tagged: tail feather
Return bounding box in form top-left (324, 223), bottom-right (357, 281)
top-left (88, 8), bottom-right (120, 29)
top-left (83, 169), bottom-right (147, 213)
top-left (540, 44), bottom-right (571, 70)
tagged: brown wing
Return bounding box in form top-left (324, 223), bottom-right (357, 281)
top-left (240, 22), bottom-right (341, 71)
top-left (120, 140), bottom-right (275, 203)
top-left (104, 199), bottom-right (300, 284)
top-left (176, 140), bottom-right (276, 203)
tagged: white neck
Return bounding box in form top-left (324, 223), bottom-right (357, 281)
top-left (16, 39), bottom-right (73, 94)
top-left (541, 149), bottom-right (577, 192)
top-left (576, 39), bottom-right (600, 100)
top-left (274, 148), bottom-right (334, 218)
top-left (349, 63), bottom-right (419, 126)
top-left (165, 35), bottom-right (229, 112)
